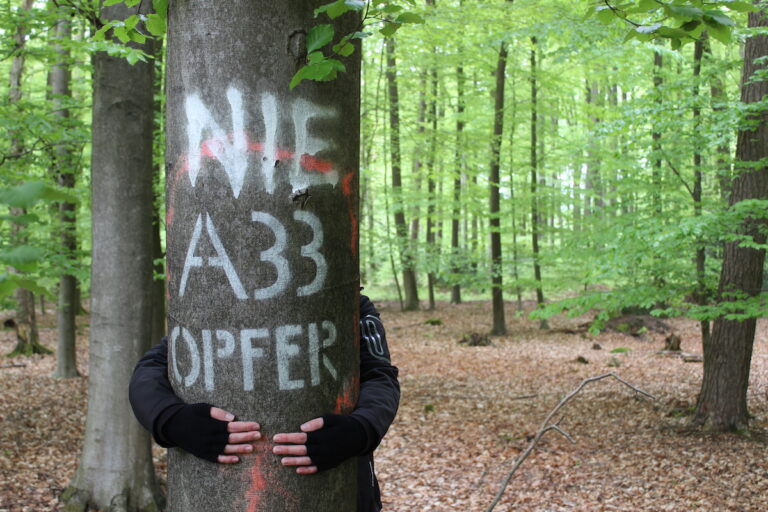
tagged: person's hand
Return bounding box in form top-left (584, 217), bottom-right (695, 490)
top-left (161, 403), bottom-right (260, 464)
top-left (210, 406), bottom-right (261, 464)
top-left (272, 415), bottom-right (368, 474)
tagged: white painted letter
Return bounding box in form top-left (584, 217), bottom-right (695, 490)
top-left (260, 93), bottom-right (279, 194)
top-left (185, 87), bottom-right (248, 198)
top-left (205, 213), bottom-right (247, 299)
top-left (291, 99), bottom-right (338, 191)
top-left (216, 330), bottom-right (236, 358)
top-left (251, 212), bottom-right (290, 300)
top-left (322, 320), bottom-right (338, 381)
top-left (294, 211), bottom-right (326, 296)
top-left (308, 323), bottom-right (320, 386)
top-left (241, 328), bottom-right (268, 391)
top-left (171, 326), bottom-right (201, 387)
top-left (179, 214), bottom-right (204, 297)
top-left (202, 330), bottom-right (214, 391)
top-left (276, 324), bottom-right (304, 390)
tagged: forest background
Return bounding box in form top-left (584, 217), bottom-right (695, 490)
top-left (1, 0), bottom-right (767, 511)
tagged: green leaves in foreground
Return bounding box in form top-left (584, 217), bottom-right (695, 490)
top-left (291, 0), bottom-right (425, 89)
top-left (588, 0), bottom-right (758, 49)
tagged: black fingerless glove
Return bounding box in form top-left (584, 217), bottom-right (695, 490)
top-left (160, 403), bottom-right (229, 463)
top-left (305, 414), bottom-right (369, 472)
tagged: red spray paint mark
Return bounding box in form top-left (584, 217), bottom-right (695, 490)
top-left (166, 156), bottom-right (190, 227)
top-left (333, 375), bottom-right (359, 415)
top-left (193, 131), bottom-right (334, 174)
top-left (341, 172), bottom-right (354, 197)
top-left (245, 447), bottom-right (267, 512)
top-left (244, 443), bottom-right (297, 512)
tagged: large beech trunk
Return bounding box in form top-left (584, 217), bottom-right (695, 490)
top-left (694, 6), bottom-right (768, 431)
top-left (164, 2), bottom-right (360, 510)
top-left (64, 3), bottom-right (161, 511)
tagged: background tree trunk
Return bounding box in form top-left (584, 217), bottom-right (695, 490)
top-left (64, 3), bottom-right (161, 510)
top-left (530, 37), bottom-right (547, 329)
top-left (489, 41), bottom-right (507, 336)
top-left (694, 5), bottom-right (768, 432)
top-left (164, 1), bottom-right (360, 509)
top-left (386, 36), bottom-right (420, 310)
top-left (51, 7), bottom-right (80, 378)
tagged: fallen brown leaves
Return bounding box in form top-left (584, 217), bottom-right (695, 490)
top-left (0, 302), bottom-right (766, 511)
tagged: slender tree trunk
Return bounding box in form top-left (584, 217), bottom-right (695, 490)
top-left (51, 7), bottom-right (80, 378)
top-left (63, 4), bottom-right (161, 510)
top-left (530, 37), bottom-right (547, 329)
top-left (426, 64), bottom-right (438, 310)
top-left (386, 37), bottom-right (419, 310)
top-left (488, 40), bottom-right (507, 336)
top-left (450, 63), bottom-right (465, 304)
top-left (692, 38), bottom-right (711, 346)
top-left (7, 0), bottom-right (47, 358)
top-left (694, 5), bottom-right (768, 432)
top-left (163, 2), bottom-right (361, 509)
top-left (652, 48), bottom-right (664, 215)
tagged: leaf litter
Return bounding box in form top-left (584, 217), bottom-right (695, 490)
top-left (0, 301), bottom-right (766, 511)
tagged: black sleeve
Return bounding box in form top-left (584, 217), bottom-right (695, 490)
top-left (128, 337), bottom-right (186, 447)
top-left (352, 295), bottom-right (400, 455)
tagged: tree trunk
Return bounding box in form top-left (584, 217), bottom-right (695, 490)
top-left (64, 3), bottom-right (161, 510)
top-left (693, 5), bottom-right (768, 432)
top-left (450, 63), bottom-right (465, 304)
top-left (651, 48), bottom-right (663, 216)
top-left (164, 2), bottom-right (361, 510)
top-left (426, 65), bottom-right (438, 311)
top-left (51, 7), bottom-right (80, 378)
top-left (386, 37), bottom-right (419, 310)
top-left (489, 41), bottom-right (507, 336)
top-left (6, 0), bottom-right (48, 358)
top-left (692, 38), bottom-right (711, 347)
top-left (530, 37), bottom-right (547, 329)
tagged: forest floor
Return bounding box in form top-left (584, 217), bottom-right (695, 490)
top-left (1, 300), bottom-right (767, 511)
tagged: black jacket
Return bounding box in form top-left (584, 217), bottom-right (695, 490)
top-left (129, 295), bottom-right (399, 512)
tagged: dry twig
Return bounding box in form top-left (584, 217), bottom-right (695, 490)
top-left (485, 372), bottom-right (655, 512)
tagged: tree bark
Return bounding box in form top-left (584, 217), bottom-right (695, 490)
top-left (386, 36), bottom-right (420, 310)
top-left (164, 2), bottom-right (360, 509)
top-left (651, 48), bottom-right (663, 216)
top-left (693, 5), bottom-right (768, 432)
top-left (51, 6), bottom-right (80, 378)
top-left (7, 0), bottom-right (47, 358)
top-left (64, 3), bottom-right (161, 510)
top-left (530, 37), bottom-right (547, 329)
top-left (489, 40), bottom-right (507, 336)
top-left (692, 37), bottom-right (711, 347)
top-left (450, 62), bottom-right (465, 304)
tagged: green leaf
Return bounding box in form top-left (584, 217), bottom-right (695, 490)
top-left (380, 22), bottom-right (401, 37)
top-left (307, 51), bottom-right (325, 64)
top-left (0, 246), bottom-right (44, 272)
top-left (125, 0), bottom-right (142, 6)
top-left (0, 213), bottom-right (39, 225)
top-left (666, 5), bottom-right (704, 21)
top-left (0, 182), bottom-right (78, 209)
top-left (290, 67), bottom-right (309, 89)
top-left (0, 274), bottom-right (49, 299)
top-left (395, 12), bottom-right (424, 24)
top-left (124, 15), bottom-right (139, 31)
top-left (708, 22), bottom-right (732, 44)
top-left (113, 25), bottom-right (130, 43)
top-left (638, 0), bottom-right (657, 11)
top-left (306, 24), bottom-right (334, 53)
top-left (103, 0), bottom-right (123, 5)
top-left (382, 4), bottom-right (403, 13)
top-left (610, 347), bottom-right (631, 354)
top-left (315, 0), bottom-right (350, 19)
top-left (145, 14), bottom-right (166, 36)
top-left (704, 10), bottom-right (736, 27)
top-left (596, 7), bottom-right (615, 24)
top-left (129, 30), bottom-right (147, 44)
top-left (723, 1), bottom-right (758, 12)
top-left (333, 41), bottom-right (355, 56)
top-left (152, 0), bottom-right (168, 17)
top-left (93, 23), bottom-right (112, 41)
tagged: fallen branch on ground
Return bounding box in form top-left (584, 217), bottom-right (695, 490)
top-left (485, 372), bottom-right (655, 512)
top-left (1, 362), bottom-right (26, 369)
